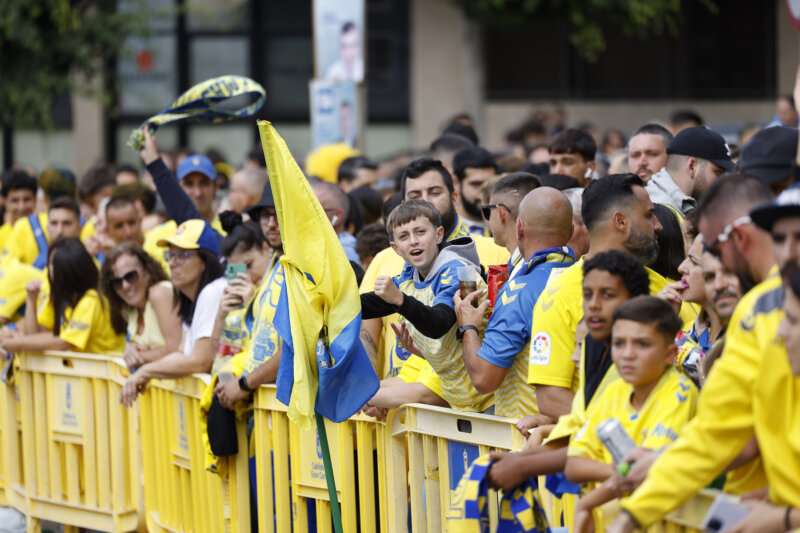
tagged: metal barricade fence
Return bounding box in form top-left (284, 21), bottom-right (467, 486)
top-left (0, 354), bottom-right (727, 533)
top-left (139, 373), bottom-right (250, 533)
top-left (385, 404), bottom-right (527, 533)
top-left (14, 351), bottom-right (144, 532)
top-left (252, 385), bottom-right (389, 533)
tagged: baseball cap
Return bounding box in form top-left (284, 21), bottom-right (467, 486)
top-left (245, 182), bottom-right (275, 221)
top-left (305, 143), bottom-right (360, 183)
top-left (738, 126), bottom-right (798, 184)
top-left (157, 219), bottom-right (220, 255)
top-left (750, 184), bottom-right (800, 232)
top-left (177, 154), bottom-right (216, 181)
top-left (666, 127), bottom-right (735, 171)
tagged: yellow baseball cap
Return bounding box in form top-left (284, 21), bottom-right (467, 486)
top-left (305, 143), bottom-right (360, 183)
top-left (157, 219), bottom-right (220, 255)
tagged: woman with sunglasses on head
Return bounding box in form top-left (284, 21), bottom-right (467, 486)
top-left (120, 219), bottom-right (225, 407)
top-left (0, 238), bottom-right (124, 357)
top-left (100, 243), bottom-right (183, 370)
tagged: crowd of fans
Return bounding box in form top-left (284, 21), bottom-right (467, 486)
top-left (1, 83), bottom-right (800, 532)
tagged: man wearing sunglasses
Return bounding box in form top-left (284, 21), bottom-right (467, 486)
top-left (610, 174), bottom-right (800, 532)
top-left (481, 172), bottom-right (542, 279)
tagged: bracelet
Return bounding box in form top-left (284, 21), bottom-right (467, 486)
top-left (786, 506), bottom-right (793, 532)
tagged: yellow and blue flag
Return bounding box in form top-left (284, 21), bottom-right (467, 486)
top-left (448, 455), bottom-right (551, 533)
top-left (258, 120), bottom-right (378, 430)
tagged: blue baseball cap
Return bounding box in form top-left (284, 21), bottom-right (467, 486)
top-left (177, 154), bottom-right (216, 181)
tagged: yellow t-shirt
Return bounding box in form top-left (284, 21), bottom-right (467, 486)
top-left (359, 217), bottom-right (510, 380)
top-left (58, 289), bottom-right (125, 354)
top-left (568, 367), bottom-right (698, 463)
top-left (621, 268), bottom-right (781, 527)
top-left (527, 258), bottom-right (698, 389)
top-left (396, 354), bottom-right (444, 400)
top-left (0, 259), bottom-right (44, 320)
top-left (0, 223), bottom-right (13, 253)
top-left (753, 316), bottom-right (800, 509)
top-left (1, 213), bottom-right (48, 266)
top-left (545, 339), bottom-right (621, 444)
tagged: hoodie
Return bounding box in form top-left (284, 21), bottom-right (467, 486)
top-left (360, 236), bottom-right (481, 338)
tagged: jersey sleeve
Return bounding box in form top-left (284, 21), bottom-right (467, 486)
top-left (60, 292), bottom-right (102, 351)
top-left (476, 281), bottom-right (533, 369)
top-left (527, 269), bottom-right (582, 388)
top-left (431, 264), bottom-right (461, 308)
top-left (620, 288), bottom-right (767, 527)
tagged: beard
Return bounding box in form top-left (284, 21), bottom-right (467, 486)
top-left (441, 203), bottom-right (458, 237)
top-left (623, 224), bottom-right (660, 266)
top-left (729, 243), bottom-right (757, 293)
top-left (461, 195), bottom-right (483, 220)
top-left (781, 261), bottom-right (800, 283)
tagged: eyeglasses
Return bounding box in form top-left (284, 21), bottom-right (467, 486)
top-left (703, 215), bottom-right (752, 258)
top-left (164, 250), bottom-right (197, 265)
top-left (256, 209), bottom-right (278, 223)
top-left (481, 203), bottom-right (512, 221)
top-left (109, 269), bottom-right (140, 290)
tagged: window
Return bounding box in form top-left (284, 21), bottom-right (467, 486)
top-left (485, 0), bottom-right (776, 100)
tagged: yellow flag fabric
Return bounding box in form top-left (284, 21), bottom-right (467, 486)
top-left (258, 121), bottom-right (378, 430)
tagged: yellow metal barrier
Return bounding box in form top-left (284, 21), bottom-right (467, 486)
top-left (252, 385), bottom-right (389, 533)
top-left (139, 373), bottom-right (250, 533)
top-left (386, 404), bottom-right (526, 533)
top-left (14, 351), bottom-right (144, 532)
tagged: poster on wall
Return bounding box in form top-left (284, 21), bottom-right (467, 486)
top-left (313, 0), bottom-right (365, 83)
top-left (310, 80), bottom-right (361, 149)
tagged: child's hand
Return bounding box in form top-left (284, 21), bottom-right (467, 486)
top-left (614, 447), bottom-right (657, 493)
top-left (574, 507), bottom-right (596, 533)
top-left (390, 322), bottom-right (422, 357)
top-left (374, 276), bottom-right (404, 306)
top-left (524, 424), bottom-right (555, 450)
top-left (515, 413), bottom-right (554, 438)
top-left (453, 289), bottom-right (489, 327)
top-left (486, 451), bottom-right (529, 493)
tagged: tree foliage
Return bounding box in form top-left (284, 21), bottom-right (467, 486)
top-left (0, 0), bottom-right (152, 129)
top-left (456, 0), bottom-right (717, 62)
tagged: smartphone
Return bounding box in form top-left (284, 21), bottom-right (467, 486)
top-left (702, 494), bottom-right (750, 532)
top-left (225, 263), bottom-right (247, 307)
top-left (226, 262), bottom-right (247, 281)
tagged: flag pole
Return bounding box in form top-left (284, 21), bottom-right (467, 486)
top-left (315, 411), bottom-right (344, 533)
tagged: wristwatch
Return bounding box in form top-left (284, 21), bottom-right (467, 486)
top-left (456, 324), bottom-right (478, 342)
top-left (238, 375), bottom-right (255, 393)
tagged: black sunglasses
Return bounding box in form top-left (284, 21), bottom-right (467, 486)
top-left (109, 269), bottom-right (140, 291)
top-left (481, 203), bottom-right (512, 221)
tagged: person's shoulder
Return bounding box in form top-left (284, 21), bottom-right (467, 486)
top-left (198, 277), bottom-right (227, 300)
top-left (731, 272), bottom-right (783, 331)
top-left (148, 280), bottom-right (175, 302)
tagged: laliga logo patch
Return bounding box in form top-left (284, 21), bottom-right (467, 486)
top-left (530, 332), bottom-right (551, 366)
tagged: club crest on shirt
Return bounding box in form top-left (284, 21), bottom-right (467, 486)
top-left (530, 331), bottom-right (551, 366)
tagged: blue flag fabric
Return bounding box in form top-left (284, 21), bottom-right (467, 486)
top-left (258, 120), bottom-right (378, 429)
top-left (448, 454), bottom-right (551, 533)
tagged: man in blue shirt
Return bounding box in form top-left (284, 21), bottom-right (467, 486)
top-left (454, 187), bottom-right (575, 419)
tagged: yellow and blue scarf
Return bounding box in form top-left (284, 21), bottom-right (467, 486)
top-left (448, 455), bottom-right (551, 533)
top-left (128, 75), bottom-right (266, 151)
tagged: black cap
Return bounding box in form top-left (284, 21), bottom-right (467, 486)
top-left (739, 126), bottom-right (798, 184)
top-left (751, 184), bottom-right (800, 232)
top-left (245, 182), bottom-right (275, 221)
top-left (666, 127), bottom-right (735, 171)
